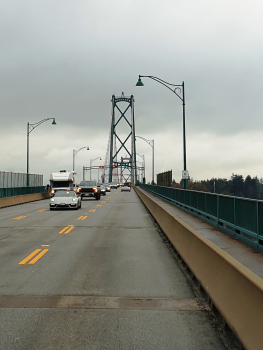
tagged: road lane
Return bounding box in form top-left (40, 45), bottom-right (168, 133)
top-left (0, 188), bottom-right (226, 349)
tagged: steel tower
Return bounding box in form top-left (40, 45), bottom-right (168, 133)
top-left (109, 94), bottom-right (137, 184)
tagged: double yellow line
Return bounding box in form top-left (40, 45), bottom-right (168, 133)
top-left (19, 246), bottom-right (49, 265)
top-left (78, 216), bottom-right (87, 221)
top-left (18, 195), bottom-right (115, 266)
top-left (59, 226), bottom-right (75, 234)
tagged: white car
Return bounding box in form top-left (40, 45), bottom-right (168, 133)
top-left (50, 190), bottom-right (81, 210)
top-left (121, 185), bottom-right (131, 192)
top-left (110, 182), bottom-right (118, 189)
top-left (103, 183), bottom-right (111, 192)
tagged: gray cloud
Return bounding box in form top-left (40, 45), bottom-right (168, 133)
top-left (1, 0), bottom-right (263, 183)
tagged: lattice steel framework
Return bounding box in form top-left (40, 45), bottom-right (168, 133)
top-left (109, 94), bottom-right (137, 183)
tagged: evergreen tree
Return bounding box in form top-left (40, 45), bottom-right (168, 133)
top-left (244, 175), bottom-right (252, 198)
top-left (251, 176), bottom-right (259, 199)
top-left (230, 174), bottom-right (244, 197)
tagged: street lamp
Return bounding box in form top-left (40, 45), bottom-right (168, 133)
top-left (136, 153), bottom-right (145, 183)
top-left (90, 157), bottom-right (102, 180)
top-left (136, 159), bottom-right (144, 183)
top-left (27, 118), bottom-right (56, 186)
top-left (136, 75), bottom-right (188, 189)
top-left (73, 146), bottom-right (89, 172)
top-left (135, 136), bottom-right (154, 184)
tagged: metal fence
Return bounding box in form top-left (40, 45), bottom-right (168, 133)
top-left (138, 184), bottom-right (263, 252)
top-left (0, 186), bottom-right (45, 198)
top-left (0, 171), bottom-right (44, 198)
top-left (0, 172), bottom-right (43, 188)
top-left (157, 170), bottom-right (172, 187)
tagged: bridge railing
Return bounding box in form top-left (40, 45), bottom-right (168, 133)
top-left (0, 186), bottom-right (46, 198)
top-left (137, 184), bottom-right (263, 252)
top-left (0, 171), bottom-right (43, 187)
top-left (0, 171), bottom-right (44, 198)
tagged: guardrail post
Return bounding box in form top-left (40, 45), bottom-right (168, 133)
top-left (234, 198), bottom-right (236, 238)
top-left (257, 201), bottom-right (259, 249)
top-left (217, 195), bottom-right (219, 226)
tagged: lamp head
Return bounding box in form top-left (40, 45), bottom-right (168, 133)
top-left (136, 77), bottom-right (144, 87)
top-left (52, 119), bottom-right (57, 125)
top-left (87, 147), bottom-right (89, 150)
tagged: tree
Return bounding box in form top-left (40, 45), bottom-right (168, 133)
top-left (188, 181), bottom-right (208, 192)
top-left (244, 175), bottom-right (252, 198)
top-left (230, 174), bottom-right (244, 197)
top-left (173, 183), bottom-right (182, 189)
top-left (251, 176), bottom-right (260, 199)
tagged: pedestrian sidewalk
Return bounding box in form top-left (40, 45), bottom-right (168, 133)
top-left (142, 188), bottom-right (263, 279)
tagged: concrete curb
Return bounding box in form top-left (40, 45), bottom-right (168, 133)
top-left (135, 186), bottom-right (263, 350)
top-left (0, 193), bottom-right (50, 209)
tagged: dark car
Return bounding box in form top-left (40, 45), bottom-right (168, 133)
top-left (110, 182), bottom-right (119, 189)
top-left (124, 182), bottom-right (132, 188)
top-left (77, 180), bottom-right (101, 200)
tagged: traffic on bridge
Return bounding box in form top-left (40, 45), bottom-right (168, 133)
top-left (0, 187), bottom-right (230, 350)
top-left (0, 91), bottom-right (263, 350)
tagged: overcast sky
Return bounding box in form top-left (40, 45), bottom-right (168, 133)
top-left (1, 0), bottom-right (263, 184)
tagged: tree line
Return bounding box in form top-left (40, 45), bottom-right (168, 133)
top-left (172, 174), bottom-right (263, 200)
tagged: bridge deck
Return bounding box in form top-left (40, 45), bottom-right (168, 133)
top-left (140, 188), bottom-right (263, 279)
top-left (0, 188), bottom-right (228, 349)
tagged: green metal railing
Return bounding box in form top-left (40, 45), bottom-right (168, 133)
top-left (137, 184), bottom-right (263, 252)
top-left (0, 186), bottom-right (45, 198)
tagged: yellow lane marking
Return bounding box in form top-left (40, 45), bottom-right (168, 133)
top-left (13, 215), bottom-right (27, 220)
top-left (89, 209), bottom-right (96, 213)
top-left (64, 226), bottom-right (74, 234)
top-left (19, 249), bottom-right (41, 265)
top-left (96, 205), bottom-right (102, 207)
top-left (101, 201), bottom-right (106, 204)
top-left (59, 226), bottom-right (75, 234)
top-left (78, 216), bottom-right (87, 220)
top-left (37, 209), bottom-right (47, 212)
top-left (28, 249), bottom-right (49, 264)
top-left (59, 227), bottom-right (69, 234)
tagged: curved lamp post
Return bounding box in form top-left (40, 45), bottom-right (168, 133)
top-left (90, 157), bottom-right (102, 180)
top-left (135, 136), bottom-right (154, 184)
top-left (73, 146), bottom-right (89, 172)
top-left (136, 153), bottom-right (145, 183)
top-left (136, 75), bottom-right (188, 189)
top-left (27, 118), bottom-right (56, 186)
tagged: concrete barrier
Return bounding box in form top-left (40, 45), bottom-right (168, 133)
top-left (0, 193), bottom-right (50, 209)
top-left (135, 186), bottom-right (263, 350)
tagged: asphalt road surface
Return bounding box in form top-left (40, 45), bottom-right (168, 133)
top-left (0, 188), bottom-right (226, 349)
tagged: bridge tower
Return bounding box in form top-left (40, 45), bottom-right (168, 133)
top-left (109, 93), bottom-right (137, 184)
